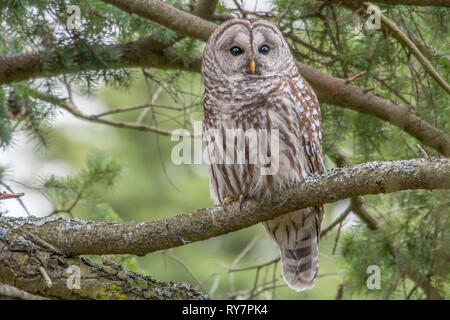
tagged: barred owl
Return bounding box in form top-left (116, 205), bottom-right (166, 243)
top-left (202, 19), bottom-right (324, 291)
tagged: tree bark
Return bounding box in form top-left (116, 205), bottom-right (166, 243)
top-left (0, 228), bottom-right (206, 300)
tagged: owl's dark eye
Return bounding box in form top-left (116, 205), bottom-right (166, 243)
top-left (230, 46), bottom-right (243, 56)
top-left (259, 45), bottom-right (270, 55)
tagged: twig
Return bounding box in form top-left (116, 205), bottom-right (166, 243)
top-left (161, 251), bottom-right (207, 294)
top-left (24, 86), bottom-right (198, 137)
top-left (228, 236), bottom-right (259, 293)
top-left (345, 70), bottom-right (368, 83)
top-left (416, 144), bottom-right (428, 158)
top-left (0, 183), bottom-right (31, 216)
top-left (321, 203), bottom-right (353, 237)
top-left (229, 257), bottom-right (280, 273)
top-left (25, 232), bottom-right (65, 256)
top-left (92, 103), bottom-right (195, 119)
top-left (0, 192), bottom-right (24, 200)
top-left (335, 283), bottom-right (344, 300)
top-left (39, 267), bottom-right (53, 288)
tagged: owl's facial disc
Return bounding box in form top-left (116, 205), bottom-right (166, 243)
top-left (212, 22), bottom-right (290, 80)
top-left (250, 25), bottom-right (288, 76)
top-left (213, 24), bottom-right (252, 79)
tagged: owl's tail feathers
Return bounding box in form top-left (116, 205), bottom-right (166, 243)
top-left (280, 223), bottom-right (319, 292)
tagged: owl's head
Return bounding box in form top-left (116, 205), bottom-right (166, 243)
top-left (202, 19), bottom-right (295, 81)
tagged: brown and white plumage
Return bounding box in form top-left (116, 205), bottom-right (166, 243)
top-left (202, 19), bottom-right (324, 291)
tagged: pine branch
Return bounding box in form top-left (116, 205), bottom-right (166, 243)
top-left (362, 2), bottom-right (450, 94)
top-left (0, 192), bottom-right (24, 200)
top-left (0, 35), bottom-right (201, 84)
top-left (350, 196), bottom-right (443, 299)
top-left (295, 62), bottom-right (450, 156)
top-left (1, 158), bottom-right (448, 257)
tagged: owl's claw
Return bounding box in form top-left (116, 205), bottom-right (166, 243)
top-left (223, 196), bottom-right (235, 206)
top-left (221, 193), bottom-right (245, 212)
top-left (239, 194), bottom-right (246, 211)
top-left (221, 196), bottom-right (235, 212)
top-left (222, 195), bottom-right (247, 211)
top-left (221, 202), bottom-right (228, 212)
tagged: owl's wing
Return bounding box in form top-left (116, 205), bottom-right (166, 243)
top-left (289, 76), bottom-right (324, 175)
top-left (264, 76), bottom-right (325, 291)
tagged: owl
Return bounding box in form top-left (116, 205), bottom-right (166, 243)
top-left (201, 19), bottom-right (324, 291)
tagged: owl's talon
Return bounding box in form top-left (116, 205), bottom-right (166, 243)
top-left (222, 195), bottom-right (246, 211)
top-left (239, 194), bottom-right (246, 211)
top-left (223, 196), bottom-right (235, 206)
top-left (221, 196), bottom-right (234, 212)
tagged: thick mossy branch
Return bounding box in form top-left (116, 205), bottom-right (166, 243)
top-left (0, 228), bottom-right (207, 300)
top-left (1, 158), bottom-right (448, 257)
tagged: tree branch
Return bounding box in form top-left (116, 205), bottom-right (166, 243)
top-left (295, 62), bottom-right (450, 156)
top-left (100, 0), bottom-right (216, 40)
top-left (0, 192), bottom-right (25, 200)
top-left (0, 35), bottom-right (201, 85)
top-left (0, 228), bottom-right (206, 300)
top-left (1, 158), bottom-right (448, 257)
top-left (192, 0), bottom-right (219, 20)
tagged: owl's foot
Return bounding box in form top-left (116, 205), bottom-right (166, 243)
top-left (221, 196), bottom-right (234, 212)
top-left (223, 196), bottom-right (235, 206)
top-left (222, 194), bottom-right (247, 211)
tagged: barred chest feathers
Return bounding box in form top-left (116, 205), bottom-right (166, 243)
top-left (203, 76), bottom-right (314, 204)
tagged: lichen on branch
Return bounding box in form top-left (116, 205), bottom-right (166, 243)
top-left (1, 158), bottom-right (448, 257)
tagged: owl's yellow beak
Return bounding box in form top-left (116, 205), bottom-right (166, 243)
top-left (249, 59), bottom-right (256, 74)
